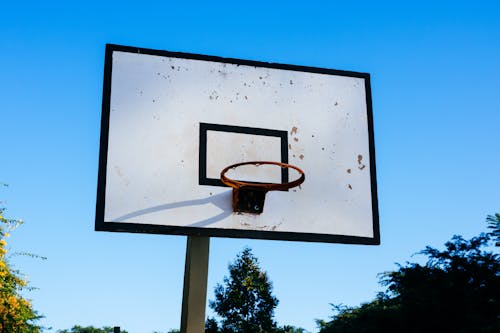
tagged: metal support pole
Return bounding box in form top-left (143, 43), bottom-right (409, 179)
top-left (180, 236), bottom-right (210, 333)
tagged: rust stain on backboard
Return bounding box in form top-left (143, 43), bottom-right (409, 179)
top-left (357, 154), bottom-right (366, 170)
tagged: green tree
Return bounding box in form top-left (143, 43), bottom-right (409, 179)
top-left (57, 326), bottom-right (128, 333)
top-left (318, 214), bottom-right (500, 333)
top-left (205, 317), bottom-right (219, 333)
top-left (0, 204), bottom-right (42, 332)
top-left (208, 247), bottom-right (279, 333)
top-left (279, 325), bottom-right (309, 333)
top-left (486, 213), bottom-right (500, 246)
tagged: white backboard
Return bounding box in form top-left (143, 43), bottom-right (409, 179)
top-left (96, 44), bottom-right (379, 244)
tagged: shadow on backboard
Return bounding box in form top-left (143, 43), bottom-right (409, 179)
top-left (111, 190), bottom-right (233, 227)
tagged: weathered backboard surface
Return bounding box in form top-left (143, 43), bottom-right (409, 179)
top-left (96, 44), bottom-right (379, 244)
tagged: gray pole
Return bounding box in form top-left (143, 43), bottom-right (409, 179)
top-left (180, 236), bottom-right (210, 333)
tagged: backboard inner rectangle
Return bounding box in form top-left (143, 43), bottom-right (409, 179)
top-left (198, 123), bottom-right (288, 187)
top-left (206, 131), bottom-right (282, 182)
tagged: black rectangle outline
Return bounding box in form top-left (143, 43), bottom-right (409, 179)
top-left (95, 43), bottom-right (380, 245)
top-left (199, 123), bottom-right (288, 188)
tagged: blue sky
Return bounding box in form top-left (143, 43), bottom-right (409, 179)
top-left (2, 1), bottom-right (499, 332)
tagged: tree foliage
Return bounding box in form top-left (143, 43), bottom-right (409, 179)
top-left (279, 325), bottom-right (309, 333)
top-left (318, 214), bottom-right (500, 333)
top-left (486, 213), bottom-right (500, 246)
top-left (0, 205), bottom-right (42, 332)
top-left (208, 247), bottom-right (279, 332)
top-left (57, 326), bottom-right (128, 333)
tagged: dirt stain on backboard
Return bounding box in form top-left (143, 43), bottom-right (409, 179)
top-left (114, 166), bottom-right (129, 186)
top-left (357, 154), bottom-right (366, 170)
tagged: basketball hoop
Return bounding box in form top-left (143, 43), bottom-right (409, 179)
top-left (220, 161), bottom-right (305, 214)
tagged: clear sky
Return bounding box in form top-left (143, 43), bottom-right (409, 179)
top-left (2, 1), bottom-right (499, 332)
